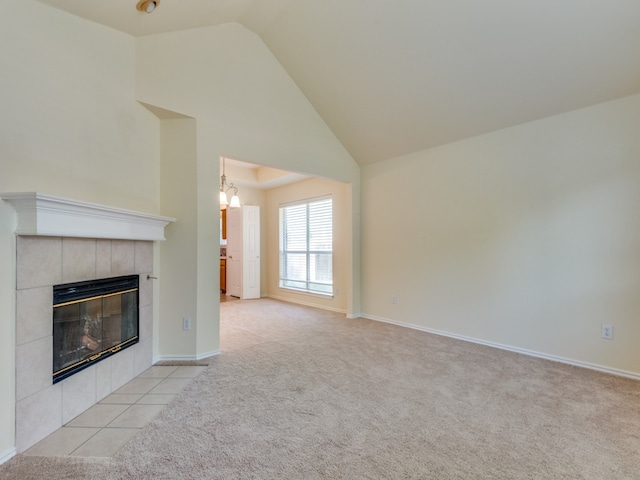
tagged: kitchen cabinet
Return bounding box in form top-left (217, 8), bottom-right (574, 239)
top-left (220, 258), bottom-right (226, 293)
top-left (220, 209), bottom-right (227, 239)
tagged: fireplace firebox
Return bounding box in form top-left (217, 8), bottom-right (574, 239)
top-left (53, 275), bottom-right (139, 383)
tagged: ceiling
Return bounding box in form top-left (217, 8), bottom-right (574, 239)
top-left (222, 158), bottom-right (309, 190)
top-left (38, 0), bottom-right (640, 166)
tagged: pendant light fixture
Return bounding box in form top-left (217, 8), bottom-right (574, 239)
top-left (136, 0), bottom-right (160, 14)
top-left (219, 158), bottom-right (241, 208)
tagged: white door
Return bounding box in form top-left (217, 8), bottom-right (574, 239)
top-left (242, 205), bottom-right (260, 299)
top-left (226, 207), bottom-right (242, 298)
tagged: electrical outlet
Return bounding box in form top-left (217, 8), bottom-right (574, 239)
top-left (183, 317), bottom-right (191, 331)
top-left (601, 324), bottom-right (613, 340)
top-left (391, 294), bottom-right (397, 305)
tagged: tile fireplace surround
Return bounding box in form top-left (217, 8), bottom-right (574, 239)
top-left (15, 237), bottom-right (154, 452)
top-left (2, 192), bottom-right (175, 453)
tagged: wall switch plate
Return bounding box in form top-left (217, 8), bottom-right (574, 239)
top-left (183, 317), bottom-right (191, 331)
top-left (391, 294), bottom-right (397, 304)
top-left (601, 324), bottom-right (613, 340)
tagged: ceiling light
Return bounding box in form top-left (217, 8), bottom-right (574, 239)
top-left (219, 158), bottom-right (241, 209)
top-left (136, 0), bottom-right (159, 14)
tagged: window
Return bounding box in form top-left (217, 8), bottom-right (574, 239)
top-left (279, 197), bottom-right (333, 295)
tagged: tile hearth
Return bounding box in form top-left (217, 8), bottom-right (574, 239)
top-left (23, 365), bottom-right (206, 458)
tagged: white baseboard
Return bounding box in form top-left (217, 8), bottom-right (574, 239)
top-left (154, 350), bottom-right (220, 363)
top-left (197, 350), bottom-right (220, 360)
top-left (0, 447), bottom-right (16, 466)
top-left (362, 313), bottom-right (640, 381)
top-left (267, 294), bottom-right (347, 315)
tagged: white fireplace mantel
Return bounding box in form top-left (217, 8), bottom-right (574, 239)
top-left (1, 192), bottom-right (176, 241)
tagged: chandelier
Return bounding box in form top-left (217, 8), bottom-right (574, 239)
top-left (219, 158), bottom-right (240, 208)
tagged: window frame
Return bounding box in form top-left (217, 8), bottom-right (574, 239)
top-left (278, 195), bottom-right (333, 297)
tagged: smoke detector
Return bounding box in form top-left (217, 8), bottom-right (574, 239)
top-left (136, 0), bottom-right (160, 14)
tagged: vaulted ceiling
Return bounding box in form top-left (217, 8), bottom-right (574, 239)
top-left (38, 0), bottom-right (640, 166)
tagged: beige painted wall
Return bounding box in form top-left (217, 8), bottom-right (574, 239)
top-left (265, 178), bottom-right (351, 313)
top-left (0, 0), bottom-right (161, 457)
top-left (362, 94), bottom-right (640, 375)
top-left (135, 22), bottom-right (362, 357)
top-left (159, 118), bottom-right (200, 357)
top-left (135, 23), bottom-right (359, 184)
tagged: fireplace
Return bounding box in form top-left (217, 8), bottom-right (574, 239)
top-left (53, 275), bottom-right (139, 383)
top-left (0, 193), bottom-right (175, 453)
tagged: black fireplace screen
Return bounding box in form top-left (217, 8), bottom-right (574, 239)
top-left (53, 275), bottom-right (139, 383)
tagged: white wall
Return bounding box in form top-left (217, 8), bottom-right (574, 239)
top-left (135, 22), bottom-right (361, 358)
top-left (0, 0), bottom-right (160, 457)
top-left (362, 94), bottom-right (640, 376)
top-left (266, 178), bottom-right (351, 313)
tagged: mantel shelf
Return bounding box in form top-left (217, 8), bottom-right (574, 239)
top-left (0, 192), bottom-right (175, 241)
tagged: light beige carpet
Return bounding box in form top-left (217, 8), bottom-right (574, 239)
top-left (2, 298), bottom-right (639, 479)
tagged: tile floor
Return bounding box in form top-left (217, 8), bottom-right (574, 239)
top-left (23, 365), bottom-right (206, 458)
top-left (220, 293), bottom-right (239, 302)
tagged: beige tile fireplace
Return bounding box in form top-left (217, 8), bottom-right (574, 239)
top-left (16, 236), bottom-right (154, 451)
top-left (1, 193), bottom-right (175, 452)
